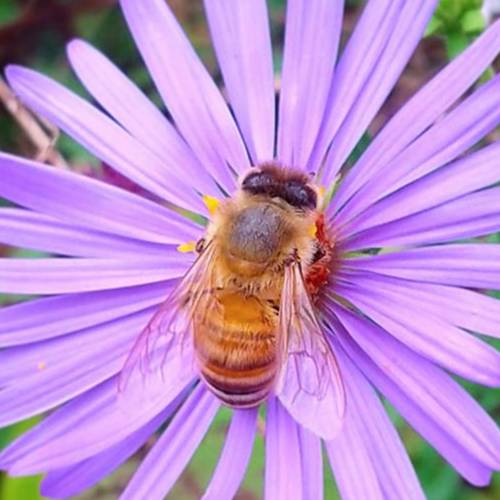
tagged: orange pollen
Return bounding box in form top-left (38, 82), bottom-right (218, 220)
top-left (305, 213), bottom-right (335, 302)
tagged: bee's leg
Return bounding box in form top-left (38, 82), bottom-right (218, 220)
top-left (284, 248), bottom-right (301, 267)
top-left (267, 299), bottom-right (280, 316)
top-left (311, 245), bottom-right (326, 265)
top-left (195, 237), bottom-right (206, 254)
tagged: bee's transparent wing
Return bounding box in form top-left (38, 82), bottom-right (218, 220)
top-left (276, 257), bottom-right (345, 440)
top-left (118, 242), bottom-right (216, 392)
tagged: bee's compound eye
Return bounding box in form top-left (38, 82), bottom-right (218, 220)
top-left (283, 182), bottom-right (318, 210)
top-left (241, 171), bottom-right (275, 195)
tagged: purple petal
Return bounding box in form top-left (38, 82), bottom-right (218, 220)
top-left (0, 153), bottom-right (200, 244)
top-left (265, 398), bottom-right (302, 500)
top-left (335, 75), bottom-right (500, 228)
top-left (298, 426), bottom-right (323, 500)
top-left (329, 344), bottom-right (424, 500)
top-left (0, 255), bottom-right (189, 294)
top-left (120, 0), bottom-right (248, 192)
top-left (332, 19), bottom-right (500, 212)
top-left (40, 400), bottom-right (179, 499)
top-left (277, 0), bottom-right (343, 168)
top-left (332, 322), bottom-right (493, 486)
top-left (343, 188), bottom-right (500, 251)
top-left (0, 281), bottom-right (171, 347)
top-left (313, 0), bottom-right (438, 183)
top-left (5, 65), bottom-right (206, 213)
top-left (0, 311), bottom-right (140, 386)
top-left (326, 412), bottom-right (383, 500)
top-left (0, 308), bottom-right (153, 426)
top-left (338, 270), bottom-right (500, 339)
top-left (0, 379), bottom-right (118, 469)
top-left (121, 385), bottom-right (219, 500)
top-left (343, 139), bottom-right (500, 235)
top-left (345, 244), bottom-right (500, 289)
top-left (329, 305), bottom-right (500, 472)
top-left (203, 408), bottom-right (257, 500)
top-left (0, 294), bottom-right (171, 386)
top-left (204, 0), bottom-right (275, 163)
top-left (67, 39), bottom-right (219, 198)
top-left (0, 208), bottom-right (171, 258)
top-left (1, 346), bottom-right (196, 473)
top-left (335, 277), bottom-right (500, 386)
top-left (309, 0), bottom-right (402, 172)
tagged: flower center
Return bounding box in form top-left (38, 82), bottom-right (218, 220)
top-left (305, 212), bottom-right (335, 302)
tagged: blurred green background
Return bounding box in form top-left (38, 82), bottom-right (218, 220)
top-left (0, 0), bottom-right (498, 499)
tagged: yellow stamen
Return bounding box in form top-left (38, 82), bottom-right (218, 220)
top-left (203, 195), bottom-right (220, 216)
top-left (37, 361), bottom-right (46, 371)
top-left (317, 185), bottom-right (326, 206)
top-left (177, 241), bottom-right (197, 253)
top-left (309, 223), bottom-right (318, 238)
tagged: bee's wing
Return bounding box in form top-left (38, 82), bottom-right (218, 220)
top-left (276, 257), bottom-right (345, 440)
top-left (118, 241), bottom-right (216, 391)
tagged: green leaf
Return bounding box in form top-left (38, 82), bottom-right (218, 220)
top-left (445, 31), bottom-right (471, 58)
top-left (461, 9), bottom-right (485, 34)
top-left (0, 475), bottom-right (45, 500)
top-left (347, 132), bottom-right (371, 166)
top-left (487, 232), bottom-right (500, 244)
top-left (0, 418), bottom-right (39, 451)
top-left (426, 0), bottom-right (487, 64)
top-left (0, 419), bottom-right (45, 500)
top-left (478, 66), bottom-right (496, 84)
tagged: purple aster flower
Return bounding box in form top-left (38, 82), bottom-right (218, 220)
top-left (0, 0), bottom-right (500, 498)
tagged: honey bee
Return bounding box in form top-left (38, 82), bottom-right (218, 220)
top-left (121, 164), bottom-right (345, 439)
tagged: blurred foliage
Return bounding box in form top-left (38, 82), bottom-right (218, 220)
top-left (0, 0), bottom-right (20, 28)
top-left (426, 0), bottom-right (486, 57)
top-left (0, 0), bottom-right (499, 499)
top-left (0, 418), bottom-right (45, 500)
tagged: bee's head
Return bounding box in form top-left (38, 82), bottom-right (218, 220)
top-left (240, 163), bottom-right (318, 212)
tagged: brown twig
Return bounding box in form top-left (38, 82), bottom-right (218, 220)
top-left (0, 76), bottom-right (68, 168)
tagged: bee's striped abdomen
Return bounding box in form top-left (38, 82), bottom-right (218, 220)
top-left (193, 292), bottom-right (278, 408)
